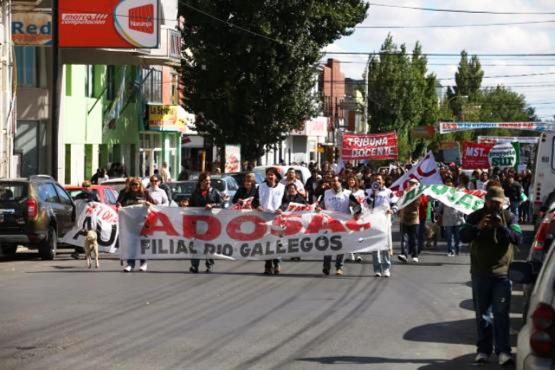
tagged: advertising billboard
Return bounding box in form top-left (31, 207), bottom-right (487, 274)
top-left (59, 0), bottom-right (159, 48)
top-left (12, 12), bottom-right (52, 46)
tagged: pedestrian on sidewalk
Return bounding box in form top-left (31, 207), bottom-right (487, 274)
top-left (460, 186), bottom-right (522, 366)
top-left (189, 172), bottom-right (223, 273)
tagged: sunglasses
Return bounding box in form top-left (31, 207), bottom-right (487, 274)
top-left (131, 183), bottom-right (140, 186)
top-left (150, 180), bottom-right (159, 183)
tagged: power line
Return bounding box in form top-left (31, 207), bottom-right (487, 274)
top-left (328, 61), bottom-right (555, 67)
top-left (355, 19), bottom-right (555, 28)
top-left (368, 2), bottom-right (555, 15)
top-left (323, 51), bottom-right (555, 57)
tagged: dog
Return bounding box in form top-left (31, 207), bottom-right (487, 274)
top-left (425, 223), bottom-right (441, 249)
top-left (84, 230), bottom-right (99, 269)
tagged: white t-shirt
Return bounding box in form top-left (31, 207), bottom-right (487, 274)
top-left (148, 187), bottom-right (169, 206)
top-left (257, 182), bottom-right (285, 212)
top-left (323, 188), bottom-right (351, 214)
top-left (366, 187), bottom-right (398, 212)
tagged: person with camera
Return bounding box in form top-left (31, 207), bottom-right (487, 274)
top-left (367, 174), bottom-right (398, 277)
top-left (460, 186), bottom-right (522, 366)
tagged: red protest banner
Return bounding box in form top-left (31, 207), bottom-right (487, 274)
top-left (342, 132), bottom-right (398, 160)
top-left (462, 142), bottom-right (494, 169)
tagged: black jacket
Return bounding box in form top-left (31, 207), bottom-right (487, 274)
top-left (232, 186), bottom-right (257, 204)
top-left (118, 190), bottom-right (153, 207)
top-left (280, 193), bottom-right (308, 211)
top-left (190, 187), bottom-right (223, 208)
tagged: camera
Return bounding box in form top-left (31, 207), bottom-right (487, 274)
top-left (489, 211), bottom-right (503, 224)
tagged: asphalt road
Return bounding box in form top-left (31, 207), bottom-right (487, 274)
top-left (0, 225), bottom-right (533, 370)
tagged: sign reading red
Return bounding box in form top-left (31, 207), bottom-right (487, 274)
top-left (462, 142), bottom-right (494, 169)
top-left (342, 132), bottom-right (398, 160)
top-left (59, 0), bottom-right (159, 48)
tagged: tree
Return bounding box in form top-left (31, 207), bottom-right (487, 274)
top-left (448, 50), bottom-right (484, 116)
top-left (179, 0), bottom-right (368, 161)
top-left (366, 35), bottom-right (438, 160)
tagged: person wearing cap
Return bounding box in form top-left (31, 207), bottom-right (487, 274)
top-left (398, 178), bottom-right (421, 263)
top-left (460, 186), bottom-right (522, 366)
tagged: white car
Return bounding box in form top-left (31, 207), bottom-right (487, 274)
top-left (253, 165), bottom-right (311, 184)
top-left (511, 237), bottom-right (555, 370)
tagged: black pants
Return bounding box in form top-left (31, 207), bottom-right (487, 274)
top-left (264, 259), bottom-right (280, 269)
top-left (191, 259), bottom-right (215, 268)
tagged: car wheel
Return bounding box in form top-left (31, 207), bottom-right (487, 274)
top-left (1, 244), bottom-right (17, 256)
top-left (39, 227), bottom-right (57, 260)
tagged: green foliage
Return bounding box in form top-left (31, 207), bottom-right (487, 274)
top-left (179, 0), bottom-right (368, 160)
top-left (366, 35), bottom-right (439, 160)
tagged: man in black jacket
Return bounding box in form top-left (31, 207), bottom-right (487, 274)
top-left (460, 186), bottom-right (522, 366)
top-left (189, 172), bottom-right (223, 273)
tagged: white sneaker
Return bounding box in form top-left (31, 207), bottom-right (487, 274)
top-left (474, 353), bottom-right (489, 364)
top-left (498, 352), bottom-right (513, 366)
top-left (447, 252), bottom-right (455, 257)
top-left (139, 263), bottom-right (148, 272)
top-left (349, 253), bottom-right (355, 262)
top-left (412, 257), bottom-right (419, 263)
top-left (383, 269), bottom-right (391, 277)
top-left (123, 265), bottom-right (132, 272)
top-left (375, 272), bottom-right (382, 277)
top-left (355, 256), bottom-right (363, 263)
top-left (398, 254), bottom-right (407, 263)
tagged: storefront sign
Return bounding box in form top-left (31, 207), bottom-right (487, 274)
top-left (488, 142), bottom-right (519, 169)
top-left (147, 105), bottom-right (186, 133)
top-left (477, 136), bottom-right (540, 145)
top-left (291, 117), bottom-right (328, 137)
top-left (12, 12), bottom-right (52, 46)
top-left (440, 121), bottom-right (555, 134)
top-left (341, 132), bottom-right (398, 160)
top-left (389, 151), bottom-right (443, 193)
top-left (225, 145), bottom-right (241, 173)
top-left (462, 142), bottom-right (493, 169)
top-left (118, 207), bottom-right (389, 260)
top-left (59, 0), bottom-right (159, 48)
top-left (411, 125), bottom-right (435, 139)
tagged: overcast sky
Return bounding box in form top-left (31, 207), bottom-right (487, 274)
top-left (324, 0), bottom-right (555, 121)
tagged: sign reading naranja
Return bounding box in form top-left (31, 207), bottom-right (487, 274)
top-left (118, 207), bottom-right (390, 260)
top-left (397, 184), bottom-right (485, 215)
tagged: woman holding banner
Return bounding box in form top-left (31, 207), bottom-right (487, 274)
top-left (346, 175), bottom-right (365, 263)
top-left (252, 167), bottom-right (285, 275)
top-left (189, 172), bottom-right (223, 273)
top-left (232, 172), bottom-right (258, 209)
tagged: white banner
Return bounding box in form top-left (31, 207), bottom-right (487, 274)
top-left (439, 121), bottom-right (555, 134)
top-left (389, 151), bottom-right (444, 193)
top-left (397, 184), bottom-right (485, 215)
top-left (118, 206), bottom-right (389, 260)
top-left (61, 201), bottom-right (119, 253)
top-left (477, 136), bottom-right (540, 145)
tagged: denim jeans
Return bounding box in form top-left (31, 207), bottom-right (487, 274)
top-left (471, 275), bottom-right (512, 356)
top-left (444, 225), bottom-right (461, 255)
top-left (509, 201), bottom-right (519, 222)
top-left (372, 250), bottom-right (391, 273)
top-left (127, 259), bottom-right (146, 268)
top-left (323, 254), bottom-right (344, 270)
top-left (401, 224), bottom-right (418, 258)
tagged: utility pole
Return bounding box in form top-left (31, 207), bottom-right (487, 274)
top-left (51, 0), bottom-right (61, 179)
top-left (362, 53), bottom-right (371, 133)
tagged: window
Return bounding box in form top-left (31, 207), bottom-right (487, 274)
top-left (65, 65), bottom-right (72, 96)
top-left (170, 73), bottom-right (179, 105)
top-left (38, 184), bottom-right (59, 203)
top-left (54, 185), bottom-right (73, 205)
top-left (106, 66), bottom-right (116, 100)
top-left (85, 65), bottom-right (95, 97)
top-left (105, 190), bottom-right (117, 205)
top-left (15, 46), bottom-right (37, 87)
top-left (141, 67), bottom-right (162, 103)
top-left (0, 183), bottom-right (27, 202)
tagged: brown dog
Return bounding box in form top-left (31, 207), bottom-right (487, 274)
top-left (84, 230), bottom-right (99, 269)
top-left (425, 223), bottom-right (441, 249)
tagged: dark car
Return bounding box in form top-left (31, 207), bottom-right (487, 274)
top-left (0, 175), bottom-right (76, 260)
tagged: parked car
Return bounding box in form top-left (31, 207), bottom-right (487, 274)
top-left (520, 201), bottom-right (555, 320)
top-left (167, 175), bottom-right (239, 208)
top-left (64, 184), bottom-right (119, 211)
top-left (253, 165), bottom-right (311, 184)
top-left (0, 175), bottom-right (76, 260)
top-left (510, 234), bottom-right (555, 370)
top-left (227, 171), bottom-right (264, 186)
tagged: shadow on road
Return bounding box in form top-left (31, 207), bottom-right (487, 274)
top-left (299, 354), bottom-right (513, 369)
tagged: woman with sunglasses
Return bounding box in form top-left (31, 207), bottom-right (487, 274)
top-left (118, 177), bottom-right (154, 272)
top-left (189, 172), bottom-right (223, 273)
top-left (147, 175), bottom-right (170, 206)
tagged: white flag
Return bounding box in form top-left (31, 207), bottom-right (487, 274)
top-left (389, 151), bottom-right (443, 193)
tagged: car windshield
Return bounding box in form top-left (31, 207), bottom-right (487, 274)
top-left (0, 182), bottom-right (27, 202)
top-left (168, 182), bottom-right (196, 195)
top-left (103, 181), bottom-right (126, 192)
top-left (68, 189), bottom-right (99, 201)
